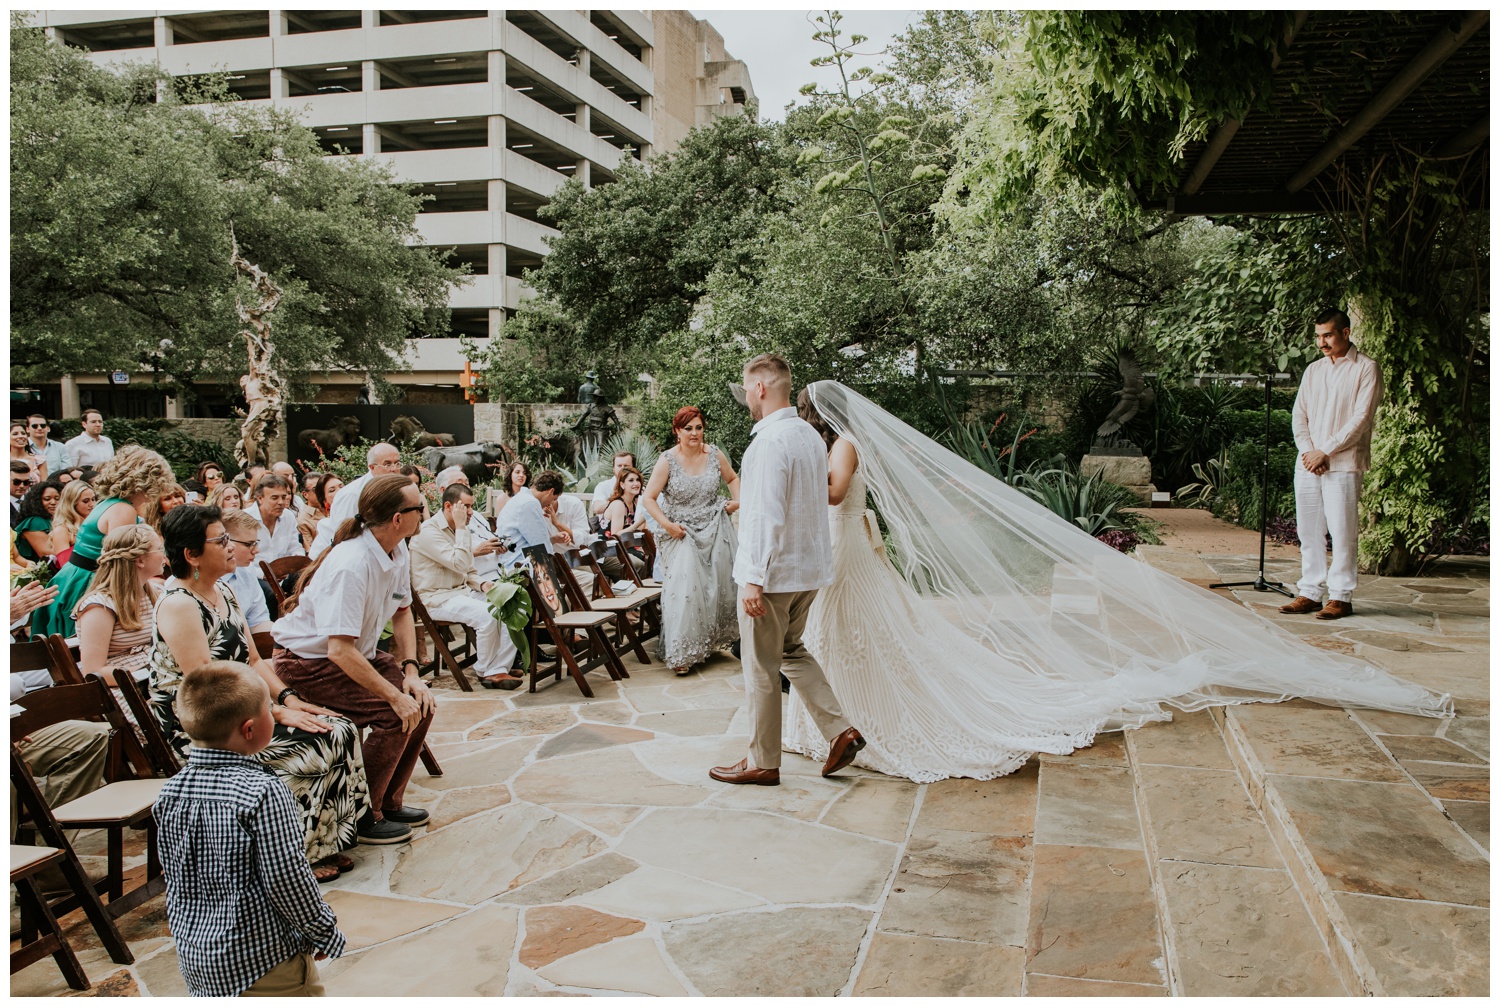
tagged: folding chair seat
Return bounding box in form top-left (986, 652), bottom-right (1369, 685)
top-left (520, 547), bottom-right (629, 699)
top-left (11, 679), bottom-right (167, 964)
top-left (409, 586), bottom-right (476, 692)
top-left (555, 546), bottom-right (655, 665)
top-left (12, 845), bottom-right (90, 990)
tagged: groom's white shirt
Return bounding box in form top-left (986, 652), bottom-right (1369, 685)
top-left (733, 406), bottom-right (834, 593)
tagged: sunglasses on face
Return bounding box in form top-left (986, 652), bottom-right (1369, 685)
top-left (11, 478), bottom-right (29, 486)
top-left (28, 423), bottom-right (47, 429)
top-left (397, 504), bottom-right (425, 516)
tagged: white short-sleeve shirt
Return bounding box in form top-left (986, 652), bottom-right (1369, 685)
top-left (271, 529), bottom-right (411, 660)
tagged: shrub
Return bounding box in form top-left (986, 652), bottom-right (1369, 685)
top-left (1212, 441), bottom-right (1297, 530)
top-left (56, 417), bottom-right (236, 483)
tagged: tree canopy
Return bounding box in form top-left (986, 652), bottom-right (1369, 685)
top-left (10, 21), bottom-right (460, 397)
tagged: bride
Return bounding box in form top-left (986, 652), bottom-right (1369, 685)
top-left (782, 380), bottom-right (1452, 784)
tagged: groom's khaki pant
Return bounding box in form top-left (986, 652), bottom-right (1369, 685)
top-left (741, 588), bottom-right (849, 770)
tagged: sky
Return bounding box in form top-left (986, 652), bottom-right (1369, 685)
top-left (687, 9), bottom-right (924, 122)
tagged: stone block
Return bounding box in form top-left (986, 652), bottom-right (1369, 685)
top-left (1026, 844), bottom-right (1163, 985)
top-left (1080, 453), bottom-right (1153, 486)
top-left (854, 932), bottom-right (1024, 996)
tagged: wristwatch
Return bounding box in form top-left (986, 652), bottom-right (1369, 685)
top-left (277, 687), bottom-right (299, 706)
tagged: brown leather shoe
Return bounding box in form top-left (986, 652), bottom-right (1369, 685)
top-left (1315, 600), bottom-right (1353, 620)
top-left (822, 727), bottom-right (867, 777)
top-left (1279, 596), bottom-right (1323, 614)
top-left (709, 759), bottom-right (780, 786)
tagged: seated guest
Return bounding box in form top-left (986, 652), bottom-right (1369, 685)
top-left (272, 474), bottom-right (435, 845)
top-left (36, 445), bottom-right (177, 638)
top-left (591, 451), bottom-right (637, 518)
top-left (182, 460), bottom-right (225, 502)
top-left (220, 509), bottom-right (275, 638)
top-left (314, 443), bottom-right (402, 558)
top-left (75, 525), bottom-right (166, 686)
top-left (249, 474), bottom-right (305, 575)
top-left (602, 466), bottom-right (650, 580)
top-left (489, 459), bottom-right (531, 518)
top-left (206, 482), bottom-right (244, 513)
top-left (12, 478), bottom-right (62, 562)
top-left (399, 464), bottom-right (431, 519)
top-left (545, 489), bottom-right (596, 596)
top-left (411, 484), bottom-right (519, 690)
top-left (495, 469), bottom-right (570, 568)
top-left (150, 505), bottom-right (368, 876)
top-left (49, 478), bottom-right (97, 560)
top-left (434, 467), bottom-right (502, 585)
top-left (155, 661), bottom-right (347, 997)
top-left (64, 409), bottom-right (115, 470)
top-left (140, 483), bottom-right (187, 534)
top-left (298, 473), bottom-right (342, 554)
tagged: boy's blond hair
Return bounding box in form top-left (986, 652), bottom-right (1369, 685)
top-left (177, 661), bottom-right (268, 747)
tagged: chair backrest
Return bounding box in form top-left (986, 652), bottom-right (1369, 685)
top-left (268, 555), bottom-right (311, 580)
top-left (258, 561), bottom-right (287, 608)
top-left (13, 679), bottom-right (156, 781)
top-left (251, 631), bottom-right (276, 663)
top-left (11, 638), bottom-right (61, 683)
top-left (43, 634), bottom-right (88, 685)
top-left (112, 672), bottom-right (181, 777)
top-left (550, 548), bottom-right (593, 610)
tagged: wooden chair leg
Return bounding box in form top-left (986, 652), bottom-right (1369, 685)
top-left (14, 874), bottom-right (90, 990)
top-left (419, 742), bottom-right (443, 778)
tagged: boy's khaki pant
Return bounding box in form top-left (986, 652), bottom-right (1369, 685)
top-left (243, 952), bottom-right (325, 997)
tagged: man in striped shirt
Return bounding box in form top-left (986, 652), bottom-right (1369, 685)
top-left (154, 661), bottom-right (345, 997)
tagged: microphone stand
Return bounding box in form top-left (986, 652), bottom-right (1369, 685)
top-left (1209, 373), bottom-right (1294, 598)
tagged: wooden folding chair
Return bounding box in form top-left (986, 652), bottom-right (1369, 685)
top-left (12, 845), bottom-right (90, 990)
top-left (11, 680), bottom-right (168, 963)
top-left (553, 546), bottom-right (655, 665)
top-left (409, 587), bottom-right (476, 692)
top-left (615, 531), bottom-right (662, 589)
top-left (110, 671), bottom-right (183, 779)
top-left (587, 540), bottom-right (663, 645)
top-left (268, 555), bottom-right (312, 583)
top-left (259, 560), bottom-right (288, 610)
top-left (521, 548), bottom-right (629, 698)
top-left (12, 638), bottom-right (61, 684)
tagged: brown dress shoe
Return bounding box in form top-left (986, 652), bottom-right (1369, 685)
top-left (1279, 596), bottom-right (1323, 614)
top-left (822, 727), bottom-right (867, 777)
top-left (1315, 600), bottom-right (1353, 620)
top-left (709, 759), bottom-right (780, 786)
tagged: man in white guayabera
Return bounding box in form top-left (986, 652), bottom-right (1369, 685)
top-left (1280, 307), bottom-right (1384, 622)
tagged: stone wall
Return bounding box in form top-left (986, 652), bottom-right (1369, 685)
top-left (161, 418), bottom-right (243, 455)
top-left (487, 402), bottom-right (642, 451)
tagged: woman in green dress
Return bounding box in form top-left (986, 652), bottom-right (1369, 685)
top-left (35, 445), bottom-right (177, 638)
top-left (12, 479), bottom-right (62, 563)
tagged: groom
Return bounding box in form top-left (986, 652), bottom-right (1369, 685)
top-left (712, 353), bottom-right (865, 786)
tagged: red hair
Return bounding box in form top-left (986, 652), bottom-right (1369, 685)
top-left (671, 406), bottom-right (705, 435)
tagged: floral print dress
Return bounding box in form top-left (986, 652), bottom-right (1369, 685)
top-left (148, 581), bottom-right (369, 861)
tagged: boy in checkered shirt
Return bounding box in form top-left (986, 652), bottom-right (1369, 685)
top-left (154, 661), bottom-right (346, 997)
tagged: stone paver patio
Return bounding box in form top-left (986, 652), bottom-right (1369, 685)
top-left (13, 509), bottom-right (1488, 996)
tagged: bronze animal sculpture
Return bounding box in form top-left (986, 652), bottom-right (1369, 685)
top-left (1093, 349), bottom-right (1155, 451)
top-left (297, 415), bottom-right (363, 457)
top-left (390, 414), bottom-right (456, 451)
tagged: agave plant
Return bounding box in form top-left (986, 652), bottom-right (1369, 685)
top-left (1174, 449), bottom-right (1231, 509)
top-left (575, 429), bottom-right (663, 489)
top-left (1012, 465), bottom-right (1128, 536)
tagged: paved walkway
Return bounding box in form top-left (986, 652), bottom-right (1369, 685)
top-left (14, 510), bottom-right (1488, 996)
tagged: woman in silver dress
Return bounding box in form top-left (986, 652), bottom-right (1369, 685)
top-left (641, 406), bottom-right (741, 674)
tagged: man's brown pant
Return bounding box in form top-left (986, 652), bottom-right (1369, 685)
top-left (275, 651), bottom-right (433, 818)
top-left (740, 588), bottom-right (849, 770)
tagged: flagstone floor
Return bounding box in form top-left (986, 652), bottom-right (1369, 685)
top-left (13, 511), bottom-right (1488, 997)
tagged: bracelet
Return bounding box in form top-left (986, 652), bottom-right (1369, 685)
top-left (276, 687), bottom-right (299, 706)
top-left (401, 659), bottom-right (421, 673)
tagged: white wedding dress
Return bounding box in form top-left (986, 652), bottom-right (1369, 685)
top-left (781, 381), bottom-right (1451, 784)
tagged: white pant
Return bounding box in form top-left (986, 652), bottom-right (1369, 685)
top-left (1294, 467), bottom-right (1363, 603)
top-left (428, 592), bottom-right (518, 679)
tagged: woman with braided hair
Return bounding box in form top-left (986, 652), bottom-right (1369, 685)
top-left (75, 525), bottom-right (168, 687)
top-left (36, 445), bottom-right (177, 638)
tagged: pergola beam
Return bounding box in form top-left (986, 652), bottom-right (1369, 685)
top-left (1284, 10), bottom-right (1489, 193)
top-left (1434, 118), bottom-right (1489, 158)
top-left (1181, 11), bottom-right (1308, 196)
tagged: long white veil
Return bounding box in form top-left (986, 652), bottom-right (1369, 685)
top-left (805, 380), bottom-right (1452, 726)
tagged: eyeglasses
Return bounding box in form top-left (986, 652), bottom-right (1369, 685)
top-left (205, 533), bottom-right (232, 547)
top-left (229, 537), bottom-right (260, 551)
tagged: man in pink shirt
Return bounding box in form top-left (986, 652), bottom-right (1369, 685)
top-left (1280, 308), bottom-right (1384, 621)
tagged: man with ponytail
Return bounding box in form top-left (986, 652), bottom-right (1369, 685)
top-left (271, 474), bottom-right (436, 845)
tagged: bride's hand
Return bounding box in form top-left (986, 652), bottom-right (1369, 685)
top-left (722, 501), bottom-right (739, 515)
